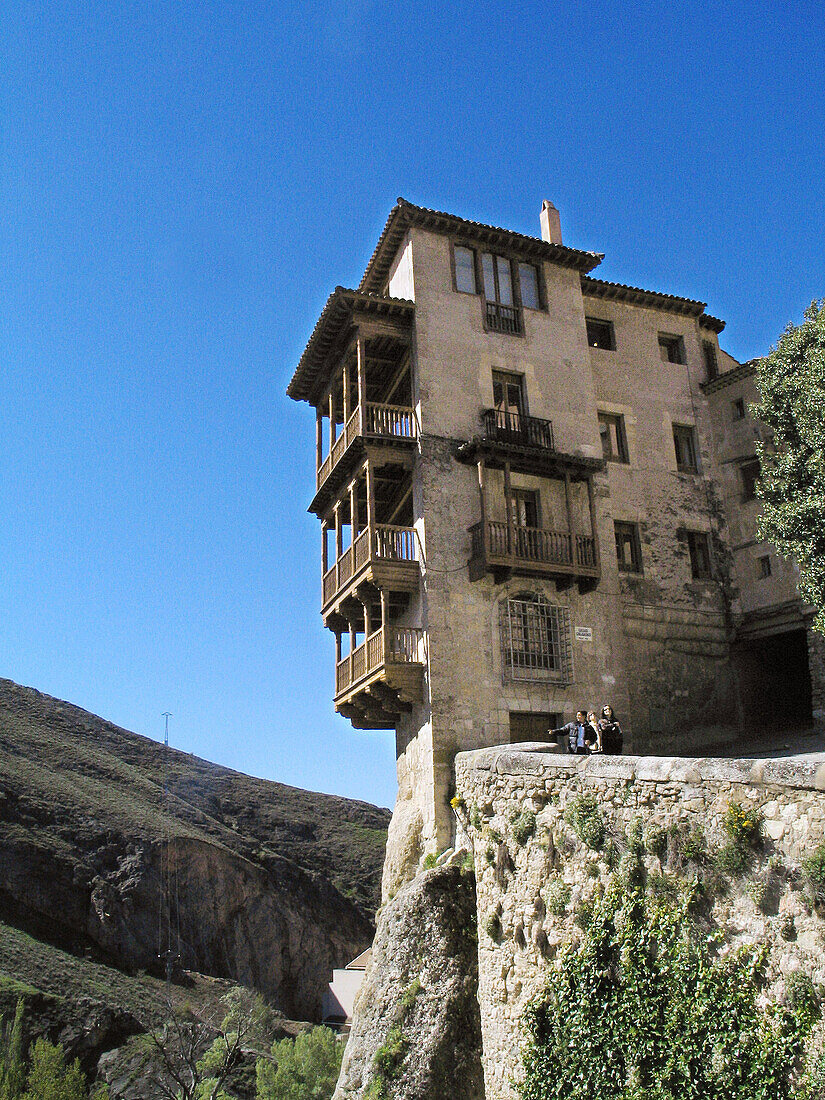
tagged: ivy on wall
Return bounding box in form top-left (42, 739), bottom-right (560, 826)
top-left (520, 882), bottom-right (816, 1100)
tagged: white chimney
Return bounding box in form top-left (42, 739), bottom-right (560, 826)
top-left (540, 200), bottom-right (562, 246)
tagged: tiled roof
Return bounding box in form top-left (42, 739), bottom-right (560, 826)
top-left (581, 276), bottom-right (725, 331)
top-left (358, 198), bottom-right (604, 294)
top-left (287, 287), bottom-right (414, 403)
top-left (701, 358), bottom-right (762, 393)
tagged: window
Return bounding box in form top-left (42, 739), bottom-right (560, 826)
top-left (703, 341), bottom-right (718, 380)
top-left (658, 333), bottom-right (686, 364)
top-left (732, 397), bottom-right (746, 421)
top-left (510, 489), bottom-right (539, 529)
top-left (672, 423), bottom-right (699, 473)
top-left (740, 459), bottom-right (760, 502)
top-left (598, 412), bottom-right (629, 463)
top-left (686, 531), bottom-right (712, 579)
top-left (586, 317), bottom-right (615, 350)
top-left (482, 252), bottom-right (520, 334)
top-left (758, 554), bottom-right (772, 579)
top-left (454, 246), bottom-right (476, 294)
top-left (509, 711), bottom-right (562, 745)
top-left (491, 370), bottom-right (525, 434)
top-left (614, 521), bottom-right (643, 574)
top-left (518, 263), bottom-right (541, 310)
top-left (500, 594), bottom-right (572, 683)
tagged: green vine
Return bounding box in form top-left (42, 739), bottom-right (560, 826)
top-left (520, 882), bottom-right (814, 1100)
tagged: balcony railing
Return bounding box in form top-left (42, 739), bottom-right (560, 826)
top-left (470, 520), bottom-right (598, 577)
top-left (317, 402), bottom-right (417, 489)
top-left (486, 302), bottom-right (522, 335)
top-left (482, 409), bottom-right (554, 450)
top-left (323, 524), bottom-right (418, 608)
top-left (336, 626), bottom-right (425, 697)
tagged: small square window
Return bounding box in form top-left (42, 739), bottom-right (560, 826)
top-left (454, 246), bottom-right (477, 294)
top-left (758, 554), bottom-right (772, 579)
top-left (509, 711), bottom-right (562, 744)
top-left (586, 317), bottom-right (615, 350)
top-left (659, 333), bottom-right (686, 364)
top-left (732, 397), bottom-right (746, 421)
top-left (614, 521), bottom-right (643, 574)
top-left (686, 531), bottom-right (712, 580)
top-left (740, 459), bottom-right (760, 502)
top-left (598, 412), bottom-right (629, 463)
top-left (703, 341), bottom-right (718, 380)
top-left (672, 423), bottom-right (699, 473)
top-left (518, 263), bottom-right (541, 310)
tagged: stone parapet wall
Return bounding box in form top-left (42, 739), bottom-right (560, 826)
top-left (454, 745), bottom-right (825, 1100)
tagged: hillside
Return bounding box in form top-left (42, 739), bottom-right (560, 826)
top-left (0, 678), bottom-right (390, 1025)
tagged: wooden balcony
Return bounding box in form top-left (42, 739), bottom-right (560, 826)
top-left (482, 409), bottom-right (554, 450)
top-left (486, 302), bottom-right (522, 335)
top-left (316, 402), bottom-right (417, 491)
top-left (469, 520), bottom-right (600, 588)
top-left (334, 626), bottom-right (425, 728)
top-left (322, 523), bottom-right (420, 618)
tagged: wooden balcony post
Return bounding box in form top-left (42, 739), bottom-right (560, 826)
top-left (316, 407), bottom-right (324, 471)
top-left (380, 588), bottom-right (389, 663)
top-left (365, 459), bottom-right (375, 534)
top-left (328, 390), bottom-right (336, 447)
top-left (477, 459), bottom-right (487, 555)
top-left (342, 361), bottom-right (350, 425)
top-left (335, 632), bottom-right (342, 663)
top-left (504, 459), bottom-right (514, 555)
top-left (334, 502), bottom-right (343, 569)
top-left (563, 471), bottom-right (575, 564)
top-left (349, 481), bottom-right (358, 538)
top-left (586, 475), bottom-right (600, 569)
top-left (321, 520), bottom-right (328, 573)
top-left (357, 332), bottom-right (367, 433)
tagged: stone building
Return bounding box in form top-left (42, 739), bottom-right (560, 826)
top-left (287, 198), bottom-right (823, 893)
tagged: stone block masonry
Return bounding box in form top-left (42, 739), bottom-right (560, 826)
top-left (454, 745), bottom-right (825, 1100)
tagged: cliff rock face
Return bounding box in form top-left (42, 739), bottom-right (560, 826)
top-left (0, 678), bottom-right (389, 1022)
top-left (333, 863), bottom-right (484, 1100)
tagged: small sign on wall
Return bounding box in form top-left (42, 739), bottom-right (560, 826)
top-left (575, 626), bottom-right (593, 642)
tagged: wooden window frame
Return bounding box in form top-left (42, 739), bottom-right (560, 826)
top-left (672, 422), bottom-right (700, 474)
top-left (586, 317), bottom-right (616, 350)
top-left (703, 341), bottom-right (718, 381)
top-left (658, 332), bottom-right (686, 365)
top-left (614, 521), bottom-right (643, 574)
top-left (686, 530), bottom-right (713, 580)
top-left (732, 397), bottom-right (746, 421)
top-left (758, 554), bottom-right (772, 579)
top-left (598, 411), bottom-right (629, 463)
top-left (449, 241), bottom-right (546, 334)
top-left (740, 458), bottom-right (760, 502)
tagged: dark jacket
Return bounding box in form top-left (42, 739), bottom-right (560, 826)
top-left (551, 721), bottom-right (589, 754)
top-left (598, 718), bottom-right (623, 754)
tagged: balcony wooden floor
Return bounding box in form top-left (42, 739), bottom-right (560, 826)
top-left (469, 520), bottom-right (600, 589)
top-left (322, 524), bottom-right (419, 621)
top-left (334, 627), bottom-right (425, 729)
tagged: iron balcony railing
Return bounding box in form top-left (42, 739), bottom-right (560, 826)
top-left (317, 402), bottom-right (417, 489)
top-left (482, 409), bottom-right (555, 450)
top-left (486, 301), bottom-right (522, 335)
top-left (335, 626), bottom-right (426, 697)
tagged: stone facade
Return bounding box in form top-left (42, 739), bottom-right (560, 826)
top-left (455, 744), bottom-right (825, 1100)
top-left (287, 199), bottom-right (824, 899)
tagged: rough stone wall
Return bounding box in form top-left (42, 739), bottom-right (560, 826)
top-left (455, 745), bottom-right (825, 1100)
top-left (333, 862), bottom-right (483, 1100)
top-left (809, 629), bottom-right (825, 726)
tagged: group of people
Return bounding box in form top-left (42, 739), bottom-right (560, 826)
top-left (551, 705), bottom-right (624, 756)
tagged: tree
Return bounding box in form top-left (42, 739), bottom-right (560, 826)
top-left (21, 1039), bottom-right (88, 1100)
top-left (0, 1000), bottom-right (26, 1100)
top-left (145, 987), bottom-right (268, 1100)
top-left (255, 1027), bottom-right (343, 1100)
top-left (755, 300), bottom-right (825, 631)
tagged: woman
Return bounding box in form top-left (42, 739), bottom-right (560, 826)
top-left (586, 711), bottom-right (602, 753)
top-left (597, 704), bottom-right (623, 755)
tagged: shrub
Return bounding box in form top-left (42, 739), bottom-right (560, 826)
top-left (485, 912), bottom-right (502, 941)
top-left (422, 853), bottom-right (438, 870)
top-left (723, 801), bottom-right (763, 847)
top-left (544, 875), bottom-right (572, 916)
top-left (521, 886), bottom-right (811, 1100)
top-left (373, 1025), bottom-right (407, 1082)
top-left (626, 816), bottom-right (644, 855)
top-left (468, 804), bottom-right (482, 830)
top-left (785, 972), bottom-right (822, 1029)
top-left (564, 793), bottom-right (605, 851)
top-left (257, 1026), bottom-right (343, 1100)
top-left (643, 822), bottom-right (667, 859)
top-left (511, 810), bottom-right (537, 846)
top-left (683, 824), bottom-right (707, 864)
top-left (715, 841), bottom-right (750, 877)
top-left (803, 843), bottom-right (825, 904)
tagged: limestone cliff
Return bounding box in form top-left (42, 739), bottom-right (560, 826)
top-left (334, 862), bottom-right (484, 1100)
top-left (0, 678), bottom-right (389, 1022)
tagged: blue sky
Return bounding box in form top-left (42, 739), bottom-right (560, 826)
top-left (1, 0), bottom-right (823, 811)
